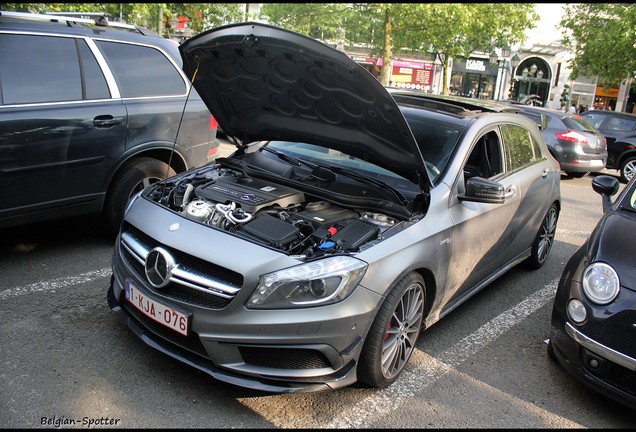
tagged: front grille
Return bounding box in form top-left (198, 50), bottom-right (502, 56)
top-left (607, 362), bottom-right (636, 398)
top-left (238, 346), bottom-right (330, 370)
top-left (120, 223), bottom-right (243, 310)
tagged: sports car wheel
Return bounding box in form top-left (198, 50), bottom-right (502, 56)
top-left (525, 203), bottom-right (559, 270)
top-left (358, 272), bottom-right (425, 388)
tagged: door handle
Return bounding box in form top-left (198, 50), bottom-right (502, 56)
top-left (504, 185), bottom-right (517, 199)
top-left (93, 116), bottom-right (124, 128)
top-left (542, 168), bottom-right (550, 178)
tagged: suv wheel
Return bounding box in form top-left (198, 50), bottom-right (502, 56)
top-left (358, 272), bottom-right (425, 388)
top-left (104, 157), bottom-right (176, 233)
top-left (620, 156), bottom-right (636, 183)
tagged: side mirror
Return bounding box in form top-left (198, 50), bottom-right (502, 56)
top-left (592, 175), bottom-right (620, 212)
top-left (459, 177), bottom-right (505, 204)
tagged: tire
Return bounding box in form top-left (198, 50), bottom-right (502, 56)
top-left (104, 157), bottom-right (176, 234)
top-left (564, 172), bottom-right (585, 178)
top-left (357, 272), bottom-right (425, 388)
top-left (525, 203), bottom-right (559, 270)
top-left (620, 156), bottom-right (636, 184)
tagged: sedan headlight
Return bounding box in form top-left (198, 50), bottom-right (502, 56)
top-left (246, 256), bottom-right (368, 309)
top-left (582, 262), bottom-right (620, 305)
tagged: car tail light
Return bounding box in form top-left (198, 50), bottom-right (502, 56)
top-left (210, 115), bottom-right (218, 130)
top-left (555, 130), bottom-right (587, 144)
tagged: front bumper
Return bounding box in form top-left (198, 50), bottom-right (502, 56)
top-left (108, 223), bottom-right (382, 393)
top-left (550, 277), bottom-right (636, 409)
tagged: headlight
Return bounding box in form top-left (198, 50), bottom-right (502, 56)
top-left (246, 256), bottom-right (368, 309)
top-left (582, 262), bottom-right (620, 305)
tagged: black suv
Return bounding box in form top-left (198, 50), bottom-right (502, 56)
top-left (581, 110), bottom-right (636, 183)
top-left (0, 11), bottom-right (218, 232)
top-left (512, 105), bottom-right (607, 178)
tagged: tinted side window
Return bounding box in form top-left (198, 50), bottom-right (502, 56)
top-left (501, 124), bottom-right (542, 172)
top-left (78, 41), bottom-right (110, 100)
top-left (96, 41), bottom-right (186, 98)
top-left (0, 34), bottom-right (82, 104)
top-left (607, 116), bottom-right (636, 132)
top-left (0, 34), bottom-right (110, 104)
top-left (582, 113), bottom-right (606, 129)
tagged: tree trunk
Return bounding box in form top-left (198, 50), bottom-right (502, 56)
top-left (442, 59), bottom-right (450, 95)
top-left (379, 7), bottom-right (392, 86)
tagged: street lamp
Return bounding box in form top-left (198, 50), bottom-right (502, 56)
top-left (522, 63), bottom-right (544, 98)
top-left (489, 47), bottom-right (520, 101)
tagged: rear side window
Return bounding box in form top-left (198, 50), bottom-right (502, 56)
top-left (96, 40), bottom-right (186, 98)
top-left (582, 113), bottom-right (606, 129)
top-left (0, 33), bottom-right (109, 104)
top-left (606, 116), bottom-right (636, 132)
top-left (501, 124), bottom-right (543, 172)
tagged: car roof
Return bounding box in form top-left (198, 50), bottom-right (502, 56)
top-left (0, 10), bottom-right (163, 41)
top-left (0, 10), bottom-right (181, 62)
top-left (582, 110), bottom-right (636, 119)
top-left (506, 103), bottom-right (567, 117)
top-left (387, 89), bottom-right (521, 116)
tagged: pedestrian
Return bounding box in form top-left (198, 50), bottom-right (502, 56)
top-left (578, 104), bottom-right (586, 114)
top-left (567, 103), bottom-right (577, 114)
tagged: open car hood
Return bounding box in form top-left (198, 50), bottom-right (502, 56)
top-left (180, 22), bottom-right (429, 186)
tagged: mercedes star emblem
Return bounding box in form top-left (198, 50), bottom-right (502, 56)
top-left (144, 247), bottom-right (176, 288)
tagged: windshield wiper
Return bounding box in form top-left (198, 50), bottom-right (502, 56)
top-left (320, 163), bottom-right (408, 205)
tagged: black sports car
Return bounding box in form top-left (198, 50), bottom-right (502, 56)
top-left (548, 174), bottom-right (636, 409)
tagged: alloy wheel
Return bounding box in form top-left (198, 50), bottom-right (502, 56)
top-left (381, 283), bottom-right (424, 379)
top-left (537, 205), bottom-right (558, 264)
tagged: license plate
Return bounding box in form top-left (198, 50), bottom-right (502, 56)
top-left (125, 280), bottom-right (190, 336)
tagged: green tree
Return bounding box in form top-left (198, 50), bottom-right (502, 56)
top-left (261, 3), bottom-right (537, 93)
top-left (560, 4), bottom-right (636, 89)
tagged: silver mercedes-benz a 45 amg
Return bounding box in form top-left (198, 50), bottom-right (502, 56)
top-left (107, 22), bottom-right (561, 393)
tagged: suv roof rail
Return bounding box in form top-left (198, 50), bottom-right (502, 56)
top-left (0, 10), bottom-right (158, 36)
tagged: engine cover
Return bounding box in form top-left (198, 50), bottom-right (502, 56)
top-left (195, 176), bottom-right (305, 213)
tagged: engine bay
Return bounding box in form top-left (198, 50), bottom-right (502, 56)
top-left (143, 163), bottom-right (410, 258)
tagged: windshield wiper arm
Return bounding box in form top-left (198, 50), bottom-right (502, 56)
top-left (263, 147), bottom-right (317, 169)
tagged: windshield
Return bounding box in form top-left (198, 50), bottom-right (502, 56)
top-left (264, 141), bottom-right (421, 195)
top-left (563, 116), bottom-right (598, 132)
top-left (619, 180), bottom-right (636, 212)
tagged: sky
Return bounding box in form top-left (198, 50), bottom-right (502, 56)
top-left (524, 3), bottom-right (567, 46)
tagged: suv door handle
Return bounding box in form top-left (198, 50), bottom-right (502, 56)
top-left (542, 168), bottom-right (550, 178)
top-left (93, 115), bottom-right (124, 128)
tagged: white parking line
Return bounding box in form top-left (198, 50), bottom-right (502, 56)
top-left (0, 268), bottom-right (111, 301)
top-left (327, 280), bottom-right (559, 428)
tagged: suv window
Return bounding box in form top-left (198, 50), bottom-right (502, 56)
top-left (502, 124), bottom-right (542, 172)
top-left (0, 33), bottom-right (110, 103)
top-left (96, 40), bottom-right (185, 97)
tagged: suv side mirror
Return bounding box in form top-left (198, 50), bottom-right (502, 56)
top-left (458, 177), bottom-right (505, 204)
